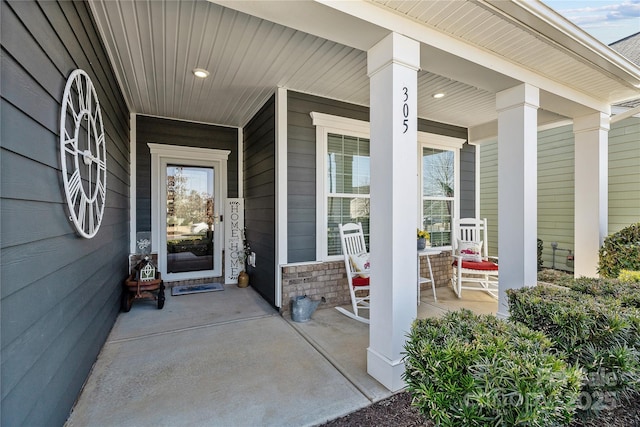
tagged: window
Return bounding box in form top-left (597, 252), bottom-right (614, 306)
top-left (418, 134), bottom-right (464, 248)
top-left (422, 147), bottom-right (454, 246)
top-left (313, 112), bottom-right (465, 258)
top-left (326, 133), bottom-right (371, 256)
top-left (312, 113), bottom-right (370, 260)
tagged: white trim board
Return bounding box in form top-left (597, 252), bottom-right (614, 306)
top-left (275, 87), bottom-right (288, 308)
top-left (149, 143), bottom-right (230, 281)
top-left (312, 111), bottom-right (465, 261)
top-left (129, 113), bottom-right (137, 254)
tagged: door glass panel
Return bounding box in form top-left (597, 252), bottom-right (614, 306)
top-left (166, 165), bottom-right (214, 273)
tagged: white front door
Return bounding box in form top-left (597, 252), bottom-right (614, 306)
top-left (149, 144), bottom-right (230, 281)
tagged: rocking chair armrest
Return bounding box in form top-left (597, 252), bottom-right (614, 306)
top-left (487, 255), bottom-right (498, 263)
top-left (452, 254), bottom-right (464, 264)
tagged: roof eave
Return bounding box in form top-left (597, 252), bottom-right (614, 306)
top-left (488, 0), bottom-right (640, 91)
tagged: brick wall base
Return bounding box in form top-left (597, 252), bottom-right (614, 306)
top-left (419, 251), bottom-right (452, 291)
top-left (280, 251), bottom-right (452, 314)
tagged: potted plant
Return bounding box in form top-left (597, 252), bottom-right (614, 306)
top-left (417, 229), bottom-right (430, 250)
top-left (237, 227), bottom-right (252, 288)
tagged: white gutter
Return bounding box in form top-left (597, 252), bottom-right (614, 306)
top-left (611, 104), bottom-right (640, 124)
top-left (495, 0), bottom-right (640, 88)
top-left (317, 0), bottom-right (612, 112)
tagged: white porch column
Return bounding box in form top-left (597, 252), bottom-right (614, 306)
top-left (496, 84), bottom-right (539, 318)
top-left (366, 32), bottom-right (419, 391)
top-left (573, 112), bottom-right (609, 277)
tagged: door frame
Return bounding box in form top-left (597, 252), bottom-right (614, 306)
top-left (149, 143), bottom-right (230, 281)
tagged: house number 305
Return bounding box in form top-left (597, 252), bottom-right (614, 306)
top-left (402, 86), bottom-right (409, 134)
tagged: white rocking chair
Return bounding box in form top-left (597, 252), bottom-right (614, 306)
top-left (336, 223), bottom-right (371, 324)
top-left (451, 218), bottom-right (499, 299)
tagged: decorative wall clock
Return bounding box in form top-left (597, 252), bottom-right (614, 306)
top-left (59, 69), bottom-right (107, 238)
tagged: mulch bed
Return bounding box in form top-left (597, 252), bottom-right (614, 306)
top-left (319, 391), bottom-right (640, 427)
top-left (319, 392), bottom-right (429, 427)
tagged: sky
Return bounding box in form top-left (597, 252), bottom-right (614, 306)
top-left (544, 0), bottom-right (640, 45)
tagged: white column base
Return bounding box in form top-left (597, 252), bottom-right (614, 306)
top-left (367, 347), bottom-right (406, 391)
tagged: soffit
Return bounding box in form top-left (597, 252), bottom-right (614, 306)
top-left (90, 0), bottom-right (499, 128)
top-left (370, 0), bottom-right (640, 105)
top-left (89, 0), bottom-right (639, 131)
top-left (90, 0), bottom-right (365, 127)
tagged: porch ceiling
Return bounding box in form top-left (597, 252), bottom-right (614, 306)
top-left (89, 0), bottom-right (640, 131)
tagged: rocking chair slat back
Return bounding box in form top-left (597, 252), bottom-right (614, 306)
top-left (452, 218), bottom-right (498, 299)
top-left (337, 222), bottom-right (371, 323)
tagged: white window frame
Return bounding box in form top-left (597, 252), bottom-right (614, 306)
top-left (312, 112), bottom-right (466, 259)
top-left (417, 133), bottom-right (466, 250)
top-left (312, 112), bottom-right (371, 261)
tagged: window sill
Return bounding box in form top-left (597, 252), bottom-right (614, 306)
top-left (428, 245), bottom-right (452, 251)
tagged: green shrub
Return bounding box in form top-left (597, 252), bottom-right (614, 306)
top-left (619, 270), bottom-right (640, 284)
top-left (537, 269), bottom-right (574, 287)
top-left (598, 223), bottom-right (640, 278)
top-left (507, 285), bottom-right (640, 415)
top-left (403, 309), bottom-right (583, 426)
top-left (537, 238), bottom-right (544, 271)
top-left (565, 277), bottom-right (640, 309)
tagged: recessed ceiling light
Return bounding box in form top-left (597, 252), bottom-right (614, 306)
top-left (433, 93), bottom-right (445, 99)
top-left (193, 68), bottom-right (209, 79)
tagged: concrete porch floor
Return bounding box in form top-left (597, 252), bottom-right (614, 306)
top-left (65, 284), bottom-right (497, 427)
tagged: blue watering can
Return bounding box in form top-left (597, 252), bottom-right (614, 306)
top-left (291, 295), bottom-right (325, 322)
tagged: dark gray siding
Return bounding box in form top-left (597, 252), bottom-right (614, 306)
top-left (244, 95), bottom-right (277, 306)
top-left (1, 1), bottom-right (130, 425)
top-left (287, 91), bottom-right (470, 263)
top-left (417, 119), bottom-right (467, 141)
top-left (287, 92), bottom-right (369, 263)
top-left (135, 115), bottom-right (239, 232)
top-left (460, 143), bottom-right (476, 218)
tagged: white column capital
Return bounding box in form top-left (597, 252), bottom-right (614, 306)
top-left (573, 111), bottom-right (610, 134)
top-left (367, 32), bottom-right (420, 77)
top-left (496, 83), bottom-right (540, 112)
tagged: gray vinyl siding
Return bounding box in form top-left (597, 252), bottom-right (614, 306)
top-left (287, 91), bottom-right (470, 263)
top-left (479, 141), bottom-right (499, 258)
top-left (480, 128), bottom-right (577, 267)
top-left (287, 92), bottom-right (369, 263)
top-left (243, 95), bottom-right (277, 307)
top-left (479, 117), bottom-right (640, 270)
top-left (537, 125), bottom-right (574, 270)
top-left (609, 117), bottom-right (640, 233)
top-left (1, 1), bottom-right (130, 425)
top-left (135, 115), bottom-right (239, 232)
top-left (418, 120), bottom-right (468, 141)
top-left (459, 143), bottom-right (476, 218)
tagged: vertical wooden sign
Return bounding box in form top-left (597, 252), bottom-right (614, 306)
top-left (224, 198), bottom-right (244, 284)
